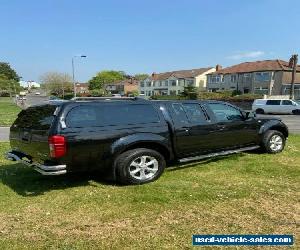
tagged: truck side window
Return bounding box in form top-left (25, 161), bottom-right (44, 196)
top-left (208, 103), bottom-right (243, 122)
top-left (171, 103), bottom-right (189, 125)
top-left (66, 104), bottom-right (160, 128)
top-left (182, 103), bottom-right (207, 124)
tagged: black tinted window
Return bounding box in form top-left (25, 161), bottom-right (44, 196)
top-left (66, 104), bottom-right (160, 128)
top-left (14, 105), bottom-right (57, 129)
top-left (266, 100), bottom-right (280, 105)
top-left (208, 103), bottom-right (243, 122)
top-left (281, 100), bottom-right (293, 105)
top-left (171, 103), bottom-right (189, 125)
top-left (182, 103), bottom-right (207, 123)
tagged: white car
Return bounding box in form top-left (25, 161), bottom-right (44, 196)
top-left (252, 99), bottom-right (300, 114)
top-left (35, 92), bottom-right (41, 95)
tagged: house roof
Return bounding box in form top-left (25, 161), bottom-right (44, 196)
top-left (151, 67), bottom-right (214, 80)
top-left (75, 83), bottom-right (89, 88)
top-left (106, 79), bottom-right (139, 86)
top-left (211, 59), bottom-right (300, 75)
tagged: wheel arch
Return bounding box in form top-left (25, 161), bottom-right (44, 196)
top-left (259, 121), bottom-right (289, 138)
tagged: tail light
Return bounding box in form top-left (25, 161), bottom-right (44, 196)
top-left (48, 135), bottom-right (66, 158)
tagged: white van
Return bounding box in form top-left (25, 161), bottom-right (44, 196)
top-left (252, 99), bottom-right (300, 114)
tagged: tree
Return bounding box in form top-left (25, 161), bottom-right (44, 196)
top-left (134, 74), bottom-right (149, 81)
top-left (88, 70), bottom-right (126, 90)
top-left (0, 74), bottom-right (20, 97)
top-left (180, 86), bottom-right (198, 99)
top-left (0, 62), bottom-right (20, 81)
top-left (40, 72), bottom-right (73, 97)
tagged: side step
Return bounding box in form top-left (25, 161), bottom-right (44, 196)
top-left (179, 145), bottom-right (260, 163)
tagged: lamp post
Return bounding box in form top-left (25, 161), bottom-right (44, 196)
top-left (72, 55), bottom-right (87, 98)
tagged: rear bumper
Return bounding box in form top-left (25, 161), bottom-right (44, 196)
top-left (4, 151), bottom-right (67, 175)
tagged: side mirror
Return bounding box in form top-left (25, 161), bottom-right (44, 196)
top-left (243, 111), bottom-right (255, 120)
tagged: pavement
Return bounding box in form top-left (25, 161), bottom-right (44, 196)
top-left (0, 127), bottom-right (9, 142)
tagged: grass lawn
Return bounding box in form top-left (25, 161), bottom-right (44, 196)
top-left (0, 97), bottom-right (21, 126)
top-left (0, 136), bottom-right (299, 249)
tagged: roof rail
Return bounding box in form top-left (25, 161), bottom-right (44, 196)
top-left (71, 96), bottom-right (147, 101)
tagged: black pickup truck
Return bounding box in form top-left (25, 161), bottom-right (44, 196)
top-left (5, 97), bottom-right (288, 184)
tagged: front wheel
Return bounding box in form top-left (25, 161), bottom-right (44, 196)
top-left (115, 148), bottom-right (166, 185)
top-left (256, 108), bottom-right (265, 114)
top-left (261, 130), bottom-right (286, 154)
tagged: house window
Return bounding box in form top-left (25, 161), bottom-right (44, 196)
top-left (243, 73), bottom-right (251, 83)
top-left (186, 79), bottom-right (194, 86)
top-left (146, 82), bottom-right (151, 87)
top-left (210, 75), bottom-right (221, 83)
top-left (170, 90), bottom-right (176, 95)
top-left (164, 81), bottom-right (168, 86)
top-left (170, 80), bottom-right (176, 86)
top-left (140, 82), bottom-right (144, 87)
top-left (231, 75), bottom-right (237, 83)
top-left (159, 81), bottom-right (163, 87)
top-left (178, 79), bottom-right (185, 86)
top-left (140, 91), bottom-right (145, 94)
top-left (255, 72), bottom-right (271, 82)
top-left (254, 87), bottom-right (268, 94)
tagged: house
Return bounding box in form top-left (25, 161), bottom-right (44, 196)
top-left (139, 67), bottom-right (216, 96)
top-left (19, 80), bottom-right (40, 89)
top-left (207, 59), bottom-right (300, 98)
top-left (105, 79), bottom-right (139, 95)
top-left (75, 83), bottom-right (89, 94)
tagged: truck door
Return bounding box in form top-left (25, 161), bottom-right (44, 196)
top-left (167, 102), bottom-right (220, 157)
top-left (204, 102), bottom-right (259, 148)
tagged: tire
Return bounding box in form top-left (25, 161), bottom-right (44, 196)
top-left (115, 148), bottom-right (166, 185)
top-left (261, 130), bottom-right (286, 154)
top-left (256, 108), bottom-right (265, 114)
top-left (292, 109), bottom-right (300, 115)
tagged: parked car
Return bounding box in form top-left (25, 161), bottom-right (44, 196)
top-left (5, 98), bottom-right (288, 184)
top-left (35, 92), bottom-right (41, 95)
top-left (252, 99), bottom-right (300, 115)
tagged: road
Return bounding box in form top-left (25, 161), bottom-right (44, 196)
top-left (17, 91), bottom-right (48, 109)
top-left (257, 114), bottom-right (300, 134)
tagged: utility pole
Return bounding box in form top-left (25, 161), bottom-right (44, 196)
top-left (289, 54), bottom-right (298, 100)
top-left (72, 55), bottom-right (87, 98)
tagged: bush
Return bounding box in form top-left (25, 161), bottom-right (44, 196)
top-left (90, 89), bottom-right (105, 97)
top-left (62, 93), bottom-right (74, 100)
top-left (0, 90), bottom-right (10, 97)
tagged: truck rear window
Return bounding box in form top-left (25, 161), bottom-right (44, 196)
top-left (14, 105), bottom-right (57, 130)
top-left (66, 104), bottom-right (160, 128)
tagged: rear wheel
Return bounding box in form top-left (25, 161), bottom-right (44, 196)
top-left (261, 130), bottom-right (286, 153)
top-left (256, 108), bottom-right (265, 114)
top-left (292, 109), bottom-right (300, 115)
top-left (115, 148), bottom-right (166, 185)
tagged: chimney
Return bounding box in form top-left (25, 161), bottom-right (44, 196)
top-left (151, 72), bottom-right (156, 78)
top-left (216, 64), bottom-right (222, 71)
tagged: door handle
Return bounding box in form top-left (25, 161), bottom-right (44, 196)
top-left (217, 124), bottom-right (226, 130)
top-left (180, 126), bottom-right (190, 132)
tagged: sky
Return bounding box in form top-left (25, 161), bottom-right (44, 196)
top-left (1, 0), bottom-right (300, 82)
